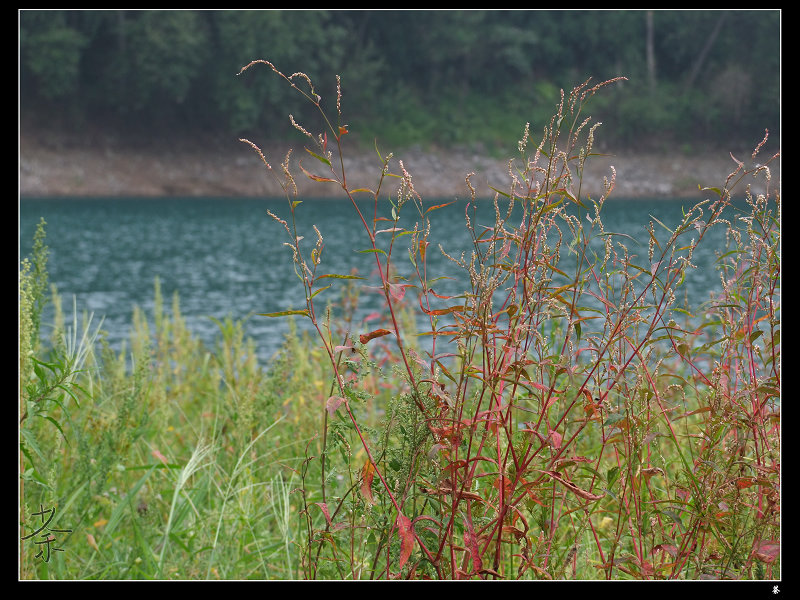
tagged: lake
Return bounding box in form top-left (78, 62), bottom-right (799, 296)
top-left (19, 195), bottom-right (747, 363)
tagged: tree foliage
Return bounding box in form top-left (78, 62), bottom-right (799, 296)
top-left (19, 9), bottom-right (780, 149)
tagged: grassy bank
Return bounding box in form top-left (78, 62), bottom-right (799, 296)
top-left (19, 65), bottom-right (780, 580)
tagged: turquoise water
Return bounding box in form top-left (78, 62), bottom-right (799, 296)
top-left (19, 195), bottom-right (747, 362)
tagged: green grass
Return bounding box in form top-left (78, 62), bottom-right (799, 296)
top-left (19, 64), bottom-right (780, 580)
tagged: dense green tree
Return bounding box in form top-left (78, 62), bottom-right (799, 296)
top-left (205, 10), bottom-right (385, 136)
top-left (19, 9), bottom-right (780, 150)
top-left (20, 11), bottom-right (90, 101)
top-left (102, 11), bottom-right (211, 122)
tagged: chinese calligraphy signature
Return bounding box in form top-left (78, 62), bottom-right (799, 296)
top-left (21, 504), bottom-right (72, 563)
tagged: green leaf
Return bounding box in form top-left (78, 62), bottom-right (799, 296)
top-left (699, 185), bottom-right (722, 196)
top-left (756, 383), bottom-right (779, 397)
top-left (55, 383), bottom-right (80, 405)
top-left (31, 357), bottom-right (60, 373)
top-left (358, 248), bottom-right (387, 256)
top-left (540, 198), bottom-right (565, 212)
top-left (33, 362), bottom-right (47, 383)
top-left (649, 214), bottom-right (674, 236)
top-left (317, 273), bottom-right (366, 280)
top-left (258, 309), bottom-right (310, 318)
top-left (542, 261), bottom-right (569, 278)
top-left (305, 147), bottom-right (331, 167)
top-left (39, 414), bottom-right (68, 443)
top-left (20, 428), bottom-right (45, 460)
top-left (310, 284), bottom-right (331, 298)
top-left (577, 464), bottom-right (604, 480)
top-left (603, 412), bottom-right (627, 427)
top-left (488, 185), bottom-right (512, 199)
top-left (20, 466), bottom-right (49, 487)
top-left (561, 188), bottom-right (587, 208)
top-left (104, 465), bottom-right (158, 538)
top-left (59, 480), bottom-right (89, 517)
top-left (661, 509), bottom-right (685, 533)
top-left (606, 466), bottom-right (620, 487)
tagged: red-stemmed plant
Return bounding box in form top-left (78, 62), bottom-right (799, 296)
top-left (239, 60), bottom-right (779, 580)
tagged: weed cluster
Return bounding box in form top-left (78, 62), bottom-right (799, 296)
top-left (238, 60), bottom-right (780, 580)
top-left (19, 231), bottom-right (318, 578)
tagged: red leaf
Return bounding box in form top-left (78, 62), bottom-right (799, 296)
top-left (541, 470), bottom-right (604, 501)
top-left (299, 162), bottom-right (337, 183)
top-left (388, 283), bottom-right (408, 302)
top-left (753, 540), bottom-right (779, 563)
top-left (428, 289), bottom-right (454, 300)
top-left (425, 201), bottom-right (456, 215)
top-left (463, 519), bottom-right (483, 575)
top-left (360, 459), bottom-right (376, 505)
top-left (359, 328), bottom-right (392, 344)
top-left (421, 304), bottom-right (465, 316)
top-left (326, 396), bottom-right (345, 416)
top-left (548, 429), bottom-right (563, 449)
top-left (313, 502), bottom-right (332, 527)
top-left (653, 543), bottom-right (678, 558)
top-left (418, 240), bottom-right (428, 261)
top-left (492, 475), bottom-right (514, 501)
top-left (640, 467), bottom-right (665, 481)
top-left (396, 513), bottom-right (415, 571)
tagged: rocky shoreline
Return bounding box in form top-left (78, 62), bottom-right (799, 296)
top-left (19, 132), bottom-right (779, 201)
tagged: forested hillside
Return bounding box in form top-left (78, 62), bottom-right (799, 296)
top-left (20, 10), bottom-right (780, 153)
